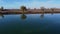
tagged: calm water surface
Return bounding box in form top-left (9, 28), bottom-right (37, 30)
top-left (0, 14), bottom-right (60, 34)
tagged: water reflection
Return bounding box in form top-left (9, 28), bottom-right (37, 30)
top-left (21, 14), bottom-right (27, 20)
top-left (51, 13), bottom-right (54, 15)
top-left (40, 13), bottom-right (44, 19)
top-left (0, 14), bottom-right (60, 34)
top-left (0, 14), bottom-right (4, 19)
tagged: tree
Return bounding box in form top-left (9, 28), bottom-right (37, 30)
top-left (34, 8), bottom-right (36, 10)
top-left (40, 7), bottom-right (45, 14)
top-left (51, 8), bottom-right (54, 11)
top-left (41, 7), bottom-right (45, 11)
top-left (1, 6), bottom-right (4, 11)
top-left (50, 8), bottom-right (54, 14)
top-left (20, 6), bottom-right (27, 14)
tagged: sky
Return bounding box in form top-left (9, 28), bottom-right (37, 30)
top-left (0, 0), bottom-right (60, 9)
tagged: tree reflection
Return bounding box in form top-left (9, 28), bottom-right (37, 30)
top-left (40, 13), bottom-right (44, 19)
top-left (51, 8), bottom-right (54, 15)
top-left (0, 14), bottom-right (4, 18)
top-left (21, 14), bottom-right (27, 20)
top-left (51, 13), bottom-right (54, 15)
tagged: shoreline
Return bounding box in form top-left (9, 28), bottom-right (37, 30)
top-left (0, 11), bottom-right (60, 14)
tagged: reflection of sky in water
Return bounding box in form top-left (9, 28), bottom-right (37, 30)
top-left (0, 15), bottom-right (4, 19)
top-left (0, 16), bottom-right (3, 19)
top-left (0, 14), bottom-right (60, 34)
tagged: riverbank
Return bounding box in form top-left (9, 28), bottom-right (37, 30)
top-left (0, 9), bottom-right (60, 14)
top-left (0, 11), bottom-right (60, 14)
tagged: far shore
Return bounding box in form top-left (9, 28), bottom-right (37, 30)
top-left (0, 9), bottom-right (60, 14)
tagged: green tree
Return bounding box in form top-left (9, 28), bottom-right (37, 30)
top-left (20, 6), bottom-right (27, 14)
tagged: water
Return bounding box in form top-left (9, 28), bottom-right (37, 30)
top-left (0, 14), bottom-right (60, 34)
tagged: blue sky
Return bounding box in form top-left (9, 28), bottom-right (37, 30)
top-left (0, 0), bottom-right (60, 9)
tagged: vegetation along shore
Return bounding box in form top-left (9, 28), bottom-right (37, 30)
top-left (0, 6), bottom-right (60, 14)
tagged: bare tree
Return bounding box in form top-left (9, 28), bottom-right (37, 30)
top-left (51, 8), bottom-right (54, 11)
top-left (50, 8), bottom-right (54, 14)
top-left (41, 7), bottom-right (45, 11)
top-left (40, 7), bottom-right (45, 13)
